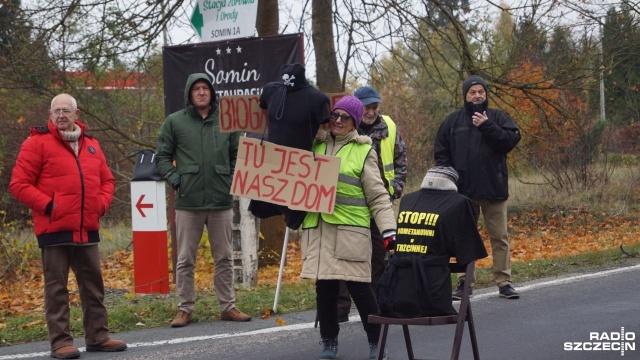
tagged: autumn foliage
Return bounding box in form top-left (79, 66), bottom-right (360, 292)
top-left (1, 209), bottom-right (639, 320)
top-left (503, 61), bottom-right (576, 162)
top-left (500, 59), bottom-right (605, 192)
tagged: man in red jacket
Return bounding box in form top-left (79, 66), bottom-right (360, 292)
top-left (9, 94), bottom-right (127, 359)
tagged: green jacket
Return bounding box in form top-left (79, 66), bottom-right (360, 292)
top-left (155, 73), bottom-right (240, 210)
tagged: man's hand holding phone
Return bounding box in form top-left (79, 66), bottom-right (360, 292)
top-left (471, 103), bottom-right (487, 127)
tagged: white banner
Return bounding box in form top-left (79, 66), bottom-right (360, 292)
top-left (192, 0), bottom-right (259, 42)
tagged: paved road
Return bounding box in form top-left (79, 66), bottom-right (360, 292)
top-left (1, 264), bottom-right (638, 360)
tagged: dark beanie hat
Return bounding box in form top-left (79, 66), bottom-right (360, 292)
top-left (279, 63), bottom-right (310, 91)
top-left (462, 75), bottom-right (488, 97)
top-left (333, 95), bottom-right (364, 128)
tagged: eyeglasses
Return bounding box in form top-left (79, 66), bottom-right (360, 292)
top-left (51, 109), bottom-right (73, 116)
top-left (330, 112), bottom-right (352, 122)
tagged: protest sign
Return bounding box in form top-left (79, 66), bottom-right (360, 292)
top-left (231, 137), bottom-right (340, 214)
top-left (219, 92), bottom-right (348, 133)
top-left (219, 95), bottom-right (267, 133)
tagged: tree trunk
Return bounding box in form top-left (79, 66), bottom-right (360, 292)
top-left (312, 0), bottom-right (342, 92)
top-left (256, 0), bottom-right (279, 36)
top-left (255, 0), bottom-right (287, 273)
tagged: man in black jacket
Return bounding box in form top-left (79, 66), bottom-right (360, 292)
top-left (434, 75), bottom-right (521, 300)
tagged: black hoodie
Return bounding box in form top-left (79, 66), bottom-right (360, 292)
top-left (259, 63), bottom-right (330, 151)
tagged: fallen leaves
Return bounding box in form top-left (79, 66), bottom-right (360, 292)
top-left (1, 210), bottom-right (638, 319)
top-left (475, 209), bottom-right (640, 268)
top-left (19, 319), bottom-right (45, 330)
top-left (259, 308), bottom-right (287, 326)
top-left (260, 308), bottom-right (275, 320)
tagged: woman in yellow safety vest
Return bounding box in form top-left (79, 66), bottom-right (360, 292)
top-left (300, 95), bottom-right (397, 360)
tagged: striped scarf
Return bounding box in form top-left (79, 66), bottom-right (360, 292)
top-left (59, 125), bottom-right (81, 156)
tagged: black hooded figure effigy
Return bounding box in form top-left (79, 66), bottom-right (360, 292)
top-left (248, 63), bottom-right (331, 229)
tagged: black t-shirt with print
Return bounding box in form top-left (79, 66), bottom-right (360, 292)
top-left (395, 189), bottom-right (487, 264)
top-left (377, 189), bottom-right (487, 318)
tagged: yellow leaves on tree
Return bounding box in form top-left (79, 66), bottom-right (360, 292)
top-left (500, 59), bottom-right (587, 172)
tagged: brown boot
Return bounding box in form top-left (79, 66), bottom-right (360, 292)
top-left (86, 338), bottom-right (127, 352)
top-left (50, 345), bottom-right (81, 359)
top-left (221, 307), bottom-right (252, 322)
top-left (170, 310), bottom-right (194, 327)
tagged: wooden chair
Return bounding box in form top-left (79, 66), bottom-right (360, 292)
top-left (368, 261), bottom-right (479, 360)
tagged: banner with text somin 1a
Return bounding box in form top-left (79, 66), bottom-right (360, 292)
top-left (231, 137), bottom-right (341, 214)
top-left (191, 0), bottom-right (258, 42)
top-left (163, 33), bottom-right (303, 116)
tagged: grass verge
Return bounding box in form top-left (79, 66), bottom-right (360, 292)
top-left (472, 242), bottom-right (640, 288)
top-left (2, 242), bottom-right (639, 347)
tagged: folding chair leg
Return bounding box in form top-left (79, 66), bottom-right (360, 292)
top-left (450, 332), bottom-right (464, 359)
top-left (402, 325), bottom-right (416, 360)
top-left (376, 324), bottom-right (390, 360)
top-left (368, 261), bottom-right (480, 360)
top-left (467, 306), bottom-right (480, 360)
top-left (451, 311), bottom-right (467, 360)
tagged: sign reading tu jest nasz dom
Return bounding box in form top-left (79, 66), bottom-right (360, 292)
top-left (231, 137), bottom-right (341, 214)
top-left (191, 0), bottom-right (259, 42)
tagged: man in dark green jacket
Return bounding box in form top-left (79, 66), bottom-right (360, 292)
top-left (155, 73), bottom-right (251, 327)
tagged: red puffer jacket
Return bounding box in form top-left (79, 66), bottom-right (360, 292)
top-left (9, 119), bottom-right (115, 247)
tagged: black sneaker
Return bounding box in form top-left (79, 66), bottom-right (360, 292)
top-left (499, 284), bottom-right (520, 299)
top-left (452, 280), bottom-right (472, 301)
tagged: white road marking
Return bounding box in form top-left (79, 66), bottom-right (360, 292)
top-left (2, 264), bottom-right (638, 360)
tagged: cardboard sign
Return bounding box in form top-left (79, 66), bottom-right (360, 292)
top-left (219, 92), bottom-right (348, 133)
top-left (328, 92), bottom-right (348, 108)
top-left (219, 95), bottom-right (268, 133)
top-left (231, 137), bottom-right (340, 214)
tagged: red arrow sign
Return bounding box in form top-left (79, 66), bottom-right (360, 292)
top-left (136, 194), bottom-right (154, 217)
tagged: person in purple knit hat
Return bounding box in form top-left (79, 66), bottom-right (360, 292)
top-left (300, 96), bottom-right (396, 360)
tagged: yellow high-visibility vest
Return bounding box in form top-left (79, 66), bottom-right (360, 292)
top-left (302, 140), bottom-right (372, 229)
top-left (380, 115), bottom-right (397, 196)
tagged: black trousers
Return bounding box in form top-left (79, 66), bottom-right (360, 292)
top-left (316, 279), bottom-right (381, 343)
top-left (337, 218), bottom-right (386, 318)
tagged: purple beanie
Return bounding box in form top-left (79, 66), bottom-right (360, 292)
top-left (332, 95), bottom-right (364, 128)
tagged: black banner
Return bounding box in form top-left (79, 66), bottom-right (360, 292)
top-left (162, 33), bottom-right (304, 115)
